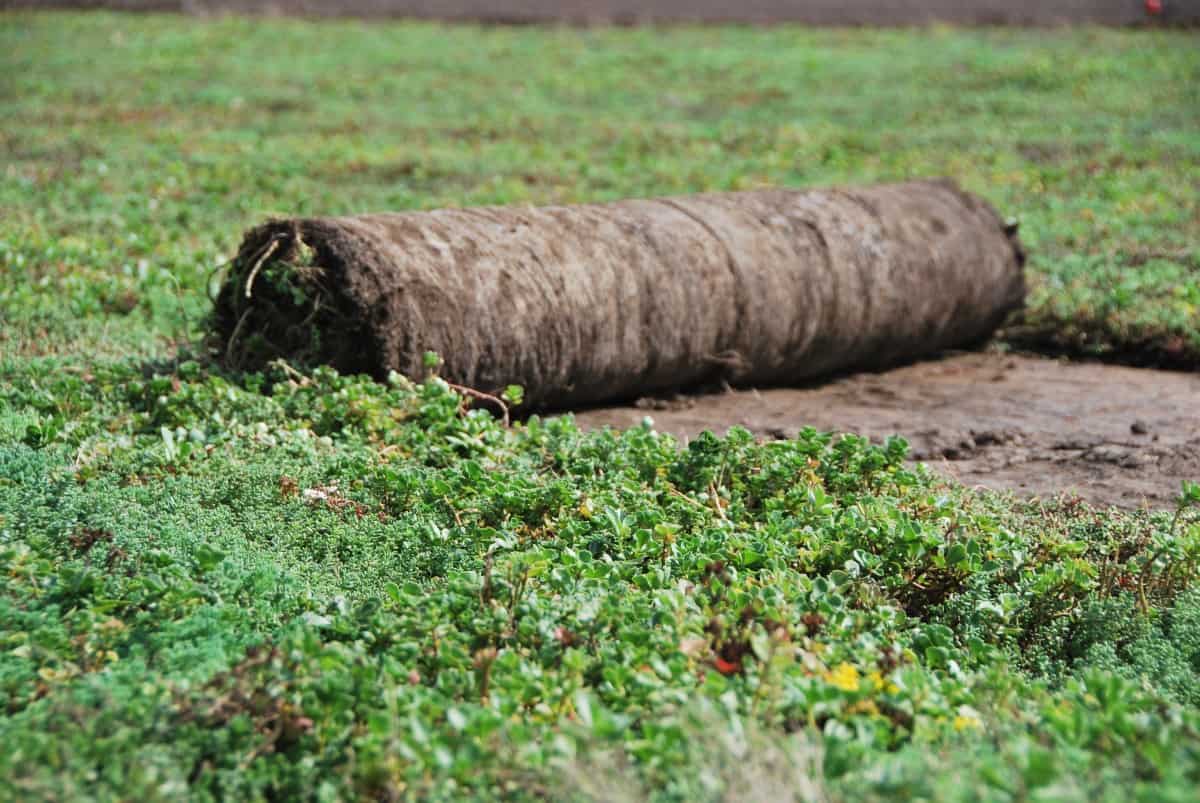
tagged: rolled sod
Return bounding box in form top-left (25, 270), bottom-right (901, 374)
top-left (214, 179), bottom-right (1025, 409)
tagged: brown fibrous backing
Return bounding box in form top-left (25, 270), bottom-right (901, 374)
top-left (213, 179), bottom-right (1026, 409)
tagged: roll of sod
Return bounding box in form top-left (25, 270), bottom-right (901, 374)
top-left (214, 179), bottom-right (1026, 409)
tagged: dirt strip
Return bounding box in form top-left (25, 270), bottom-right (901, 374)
top-left (5, 0), bottom-right (1197, 26)
top-left (568, 353), bottom-right (1200, 509)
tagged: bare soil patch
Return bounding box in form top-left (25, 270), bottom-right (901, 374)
top-left (569, 353), bottom-right (1200, 509)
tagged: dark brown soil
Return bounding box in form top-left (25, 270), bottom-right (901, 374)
top-left (568, 352), bottom-right (1200, 509)
top-left (7, 0), bottom-right (1197, 26)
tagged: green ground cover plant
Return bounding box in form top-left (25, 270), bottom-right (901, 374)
top-left (3, 366), bottom-right (1200, 799)
top-left (2, 11), bottom-right (1199, 800)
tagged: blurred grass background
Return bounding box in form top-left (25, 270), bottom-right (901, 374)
top-left (1, 13), bottom-right (1198, 373)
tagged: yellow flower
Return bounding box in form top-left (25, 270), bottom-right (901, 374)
top-left (868, 671), bottom-right (900, 694)
top-left (953, 712), bottom-right (982, 731)
top-left (824, 662), bottom-right (860, 692)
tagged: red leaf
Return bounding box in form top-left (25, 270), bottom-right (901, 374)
top-left (714, 658), bottom-right (741, 676)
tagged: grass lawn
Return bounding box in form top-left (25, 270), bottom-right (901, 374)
top-left (2, 12), bottom-right (1200, 800)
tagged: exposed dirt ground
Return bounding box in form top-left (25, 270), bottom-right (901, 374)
top-left (569, 353), bottom-right (1200, 509)
top-left (7, 0), bottom-right (1196, 26)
